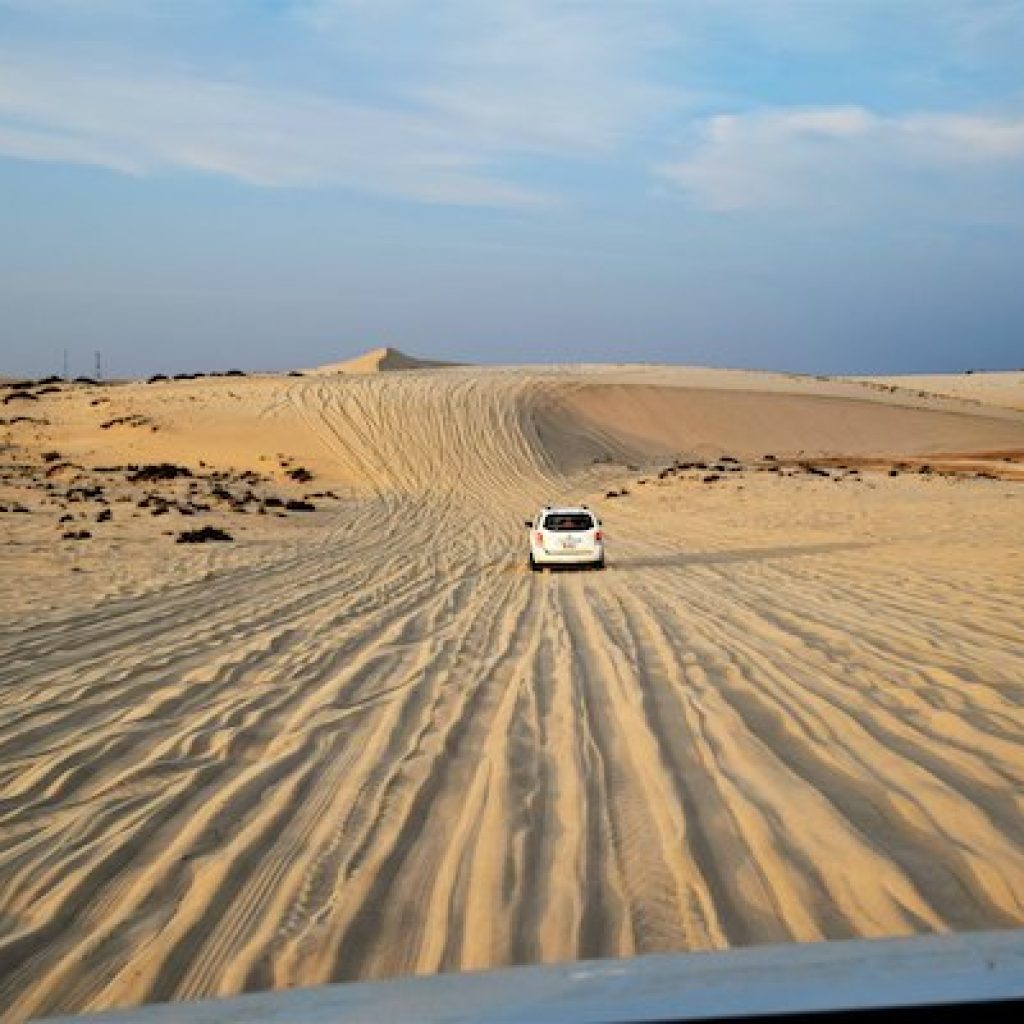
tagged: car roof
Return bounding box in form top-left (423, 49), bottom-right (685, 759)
top-left (539, 506), bottom-right (592, 515)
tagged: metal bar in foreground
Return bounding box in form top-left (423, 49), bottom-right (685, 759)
top-left (43, 929), bottom-right (1024, 1024)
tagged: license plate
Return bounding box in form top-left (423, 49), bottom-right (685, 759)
top-left (562, 538), bottom-right (579, 549)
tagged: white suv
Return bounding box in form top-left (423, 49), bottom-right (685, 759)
top-left (526, 506), bottom-right (605, 571)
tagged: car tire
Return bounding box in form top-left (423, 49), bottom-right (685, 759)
top-left (529, 554), bottom-right (542, 572)
top-left (594, 556), bottom-right (606, 571)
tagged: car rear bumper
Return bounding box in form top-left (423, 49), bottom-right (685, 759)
top-left (532, 547), bottom-right (604, 565)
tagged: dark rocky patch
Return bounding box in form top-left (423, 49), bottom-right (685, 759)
top-left (96, 508), bottom-right (112, 522)
top-left (41, 451), bottom-right (62, 462)
top-left (702, 474), bottom-right (721, 483)
top-left (62, 529), bottom-right (92, 540)
top-left (285, 499), bottom-right (315, 512)
top-left (101, 414), bottom-right (149, 429)
top-left (74, 376), bottom-right (99, 386)
top-left (286, 466), bottom-right (314, 483)
top-left (67, 485), bottom-right (104, 501)
top-left (177, 526), bottom-right (233, 543)
top-left (227, 490), bottom-right (259, 512)
top-left (3, 392), bottom-right (38, 404)
top-left (147, 374), bottom-right (169, 383)
top-left (128, 463), bottom-right (192, 482)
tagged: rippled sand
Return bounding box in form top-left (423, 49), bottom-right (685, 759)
top-left (1, 364), bottom-right (1023, 1020)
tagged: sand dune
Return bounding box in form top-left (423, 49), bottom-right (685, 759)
top-left (1, 364), bottom-right (1023, 1020)
top-left (850, 371), bottom-right (1024, 412)
top-left (309, 346), bottom-right (460, 375)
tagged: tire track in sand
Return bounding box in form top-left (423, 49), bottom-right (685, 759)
top-left (1, 369), bottom-right (1023, 1019)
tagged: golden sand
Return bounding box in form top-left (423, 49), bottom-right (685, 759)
top-left (1, 363), bottom-right (1022, 1019)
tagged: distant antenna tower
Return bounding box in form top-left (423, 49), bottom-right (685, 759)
top-left (63, 348), bottom-right (69, 381)
top-left (95, 350), bottom-right (102, 381)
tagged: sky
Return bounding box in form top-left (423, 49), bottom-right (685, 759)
top-left (1, 0), bottom-right (1023, 377)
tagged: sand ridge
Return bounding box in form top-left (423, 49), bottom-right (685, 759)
top-left (308, 346), bottom-right (461, 375)
top-left (848, 371), bottom-right (1024, 412)
top-left (1, 364), bottom-right (1023, 1019)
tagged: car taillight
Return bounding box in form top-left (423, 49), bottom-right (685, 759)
top-left (534, 531), bottom-right (543, 544)
top-left (594, 530), bottom-right (602, 541)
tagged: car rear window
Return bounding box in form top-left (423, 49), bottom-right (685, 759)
top-left (542, 513), bottom-right (594, 532)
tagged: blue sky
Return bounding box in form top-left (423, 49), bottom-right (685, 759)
top-left (1, 1), bottom-right (1023, 377)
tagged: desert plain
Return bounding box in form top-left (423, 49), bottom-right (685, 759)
top-left (1, 351), bottom-right (1023, 1020)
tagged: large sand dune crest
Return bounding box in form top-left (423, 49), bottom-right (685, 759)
top-left (1, 365), bottom-right (1023, 1019)
top-left (310, 346), bottom-right (461, 375)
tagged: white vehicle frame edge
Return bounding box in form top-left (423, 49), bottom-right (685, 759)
top-left (44, 928), bottom-right (1024, 1023)
top-left (526, 505), bottom-right (605, 571)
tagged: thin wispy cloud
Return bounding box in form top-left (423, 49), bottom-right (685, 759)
top-left (318, 0), bottom-right (680, 153)
top-left (2, 0), bottom-right (1023, 213)
top-left (0, 0), bottom-right (679, 206)
top-left (658, 106), bottom-right (1024, 222)
top-left (0, 51), bottom-right (557, 206)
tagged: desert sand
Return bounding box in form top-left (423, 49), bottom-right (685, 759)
top-left (1, 359), bottom-right (1023, 1020)
top-left (848, 371), bottom-right (1024, 411)
top-left (310, 345), bottom-right (459, 375)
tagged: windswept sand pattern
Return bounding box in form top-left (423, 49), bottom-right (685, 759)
top-left (1, 368), bottom-right (1023, 1019)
